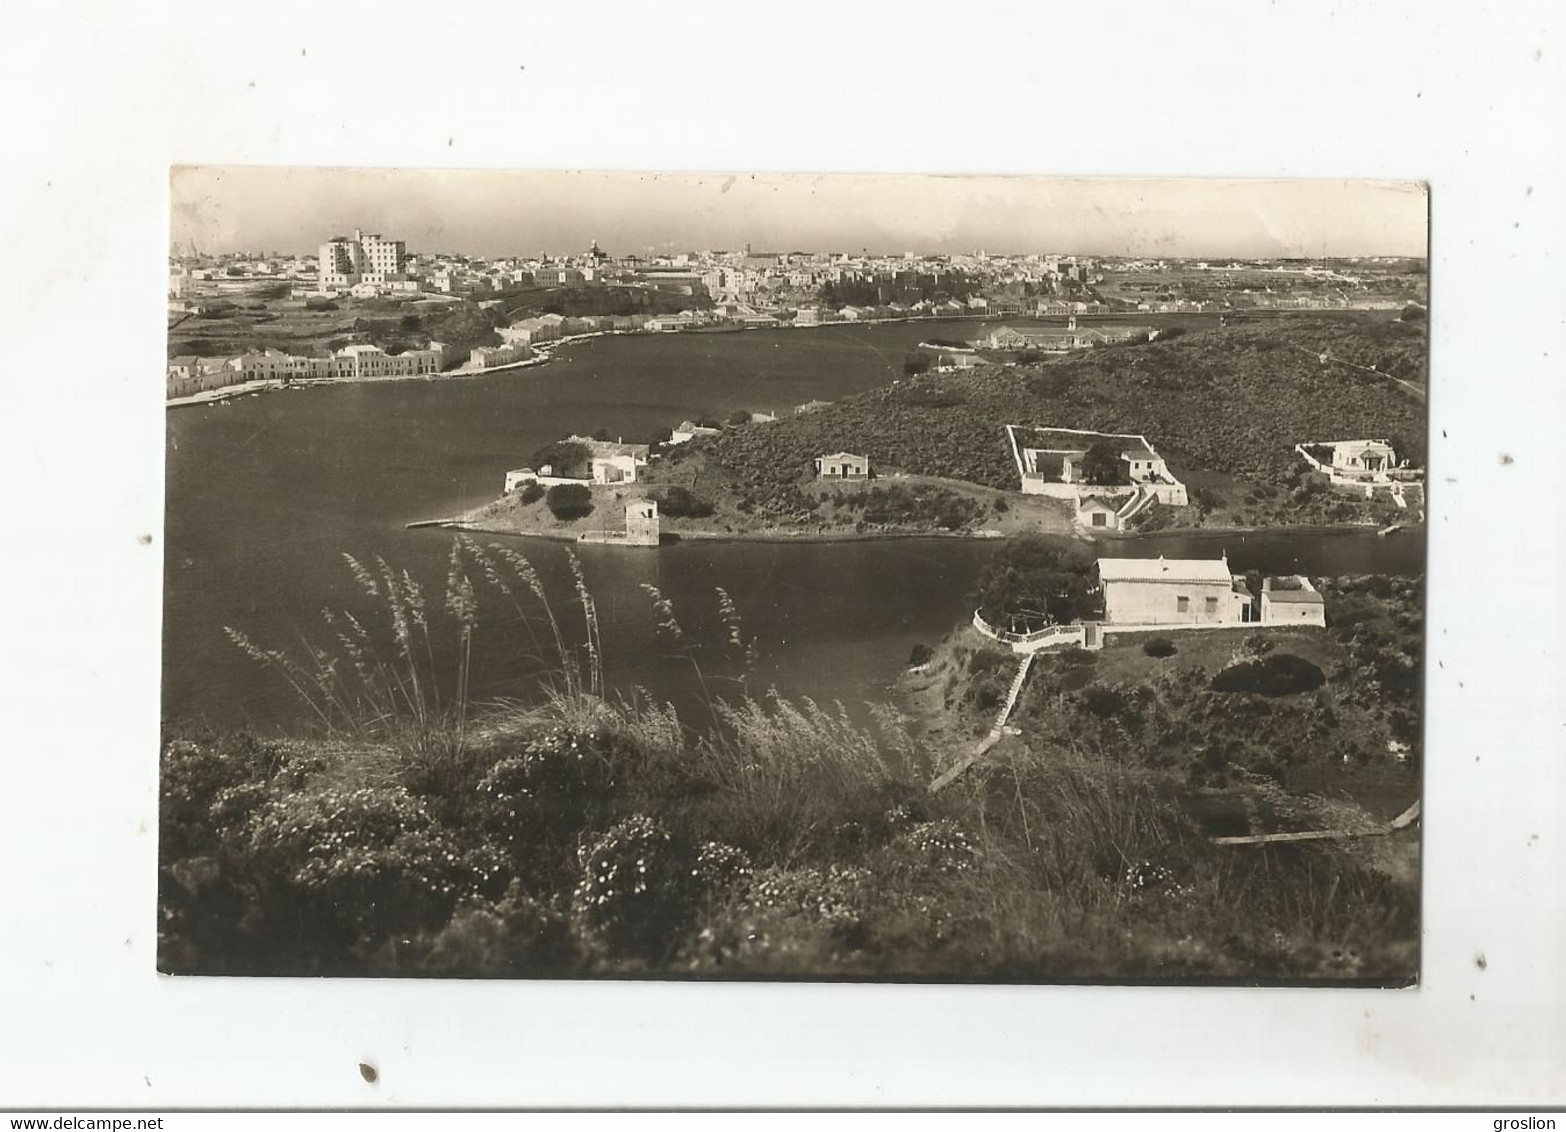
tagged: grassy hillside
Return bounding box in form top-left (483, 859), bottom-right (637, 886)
top-left (497, 283), bottom-right (712, 320)
top-left (681, 315), bottom-right (1426, 523)
top-left (159, 544), bottom-right (1420, 982)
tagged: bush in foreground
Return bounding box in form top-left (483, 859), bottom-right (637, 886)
top-left (649, 485), bottom-right (714, 518)
top-left (1211, 653), bottom-right (1326, 697)
top-left (162, 548), bottom-right (1418, 981)
top-left (545, 483), bottom-right (593, 520)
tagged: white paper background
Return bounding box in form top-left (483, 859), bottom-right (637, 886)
top-left (1, 0), bottom-right (1562, 1109)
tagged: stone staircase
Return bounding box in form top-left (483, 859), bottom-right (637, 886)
top-left (1116, 484), bottom-right (1157, 525)
top-left (930, 653), bottom-right (1035, 793)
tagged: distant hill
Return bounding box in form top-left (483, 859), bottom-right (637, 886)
top-left (686, 315), bottom-right (1426, 516)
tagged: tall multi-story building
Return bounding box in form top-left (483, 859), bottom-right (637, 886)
top-left (318, 228), bottom-right (408, 291)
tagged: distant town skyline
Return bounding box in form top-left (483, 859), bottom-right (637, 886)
top-left (170, 168), bottom-right (1429, 260)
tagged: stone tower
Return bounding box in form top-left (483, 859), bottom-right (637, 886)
top-left (625, 499), bottom-right (660, 546)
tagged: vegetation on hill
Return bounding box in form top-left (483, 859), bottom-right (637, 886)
top-left (1005, 576), bottom-right (1422, 795)
top-left (545, 483), bottom-right (593, 520)
top-left (161, 547), bottom-right (1419, 981)
top-left (497, 284), bottom-right (711, 320)
top-left (682, 315), bottom-right (1425, 527)
top-left (972, 533), bottom-right (1101, 632)
top-left (529, 440), bottom-right (592, 480)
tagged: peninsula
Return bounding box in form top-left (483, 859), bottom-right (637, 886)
top-left (434, 313), bottom-right (1427, 544)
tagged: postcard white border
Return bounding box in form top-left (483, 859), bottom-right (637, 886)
top-left (1, 0), bottom-right (1562, 1109)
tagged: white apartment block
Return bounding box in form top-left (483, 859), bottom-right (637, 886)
top-left (318, 228), bottom-right (409, 291)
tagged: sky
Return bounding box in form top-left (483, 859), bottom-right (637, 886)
top-left (169, 168), bottom-right (1429, 260)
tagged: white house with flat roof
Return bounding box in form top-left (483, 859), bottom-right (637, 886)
top-left (1260, 576), bottom-right (1327, 626)
top-left (814, 452), bottom-right (871, 480)
top-left (1097, 555), bottom-right (1252, 627)
top-left (1330, 439), bottom-right (1398, 474)
top-left (670, 421), bottom-right (721, 445)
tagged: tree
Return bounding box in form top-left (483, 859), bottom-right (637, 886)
top-left (972, 533), bottom-right (1100, 632)
top-left (528, 441), bottom-right (592, 480)
top-left (902, 351), bottom-right (931, 376)
top-left (1079, 440), bottom-right (1125, 486)
top-left (726, 409), bottom-right (752, 426)
top-left (545, 483), bottom-right (593, 520)
top-left (649, 485), bottom-right (713, 518)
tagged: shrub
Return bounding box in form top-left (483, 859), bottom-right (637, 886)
top-left (682, 864), bottom-right (871, 972)
top-left (518, 481), bottom-right (545, 504)
top-left (907, 643), bottom-right (933, 668)
top-left (247, 784), bottom-right (508, 941)
top-left (571, 815), bottom-right (703, 962)
top-left (410, 883), bottom-right (578, 975)
top-left (898, 386), bottom-right (966, 408)
top-left (650, 485), bottom-right (714, 518)
top-left (476, 726), bottom-right (621, 859)
top-left (891, 820), bottom-right (977, 875)
top-left (1142, 637), bottom-right (1178, 658)
top-left (545, 483), bottom-right (593, 520)
top-left (1080, 684), bottom-right (1129, 718)
top-left (972, 533), bottom-right (1100, 631)
top-left (1080, 440), bottom-right (1127, 486)
top-left (1210, 653), bottom-right (1326, 697)
top-left (529, 441), bottom-right (592, 480)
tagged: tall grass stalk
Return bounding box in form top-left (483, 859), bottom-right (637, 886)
top-left (226, 539), bottom-right (606, 768)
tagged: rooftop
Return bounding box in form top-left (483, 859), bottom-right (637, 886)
top-left (1028, 427), bottom-right (1156, 458)
top-left (1096, 556), bottom-right (1233, 584)
top-left (566, 436), bottom-right (650, 460)
top-left (1265, 588), bottom-right (1325, 604)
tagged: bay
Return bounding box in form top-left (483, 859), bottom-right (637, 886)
top-left (163, 320), bottom-right (1423, 732)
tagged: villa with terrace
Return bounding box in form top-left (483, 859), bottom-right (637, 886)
top-left (504, 435), bottom-right (651, 491)
top-left (1005, 425), bottom-right (1189, 531)
top-left (1293, 437), bottom-right (1424, 507)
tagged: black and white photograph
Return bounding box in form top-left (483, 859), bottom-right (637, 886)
top-left (160, 169), bottom-right (1429, 984)
top-left (6, 0), bottom-right (1564, 1112)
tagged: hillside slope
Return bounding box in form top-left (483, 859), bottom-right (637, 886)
top-left (680, 315), bottom-right (1426, 520)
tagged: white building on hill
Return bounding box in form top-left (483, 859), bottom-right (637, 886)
top-left (319, 228), bottom-right (409, 292)
top-left (1097, 555), bottom-right (1253, 627)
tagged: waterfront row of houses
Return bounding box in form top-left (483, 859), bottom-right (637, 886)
top-left (983, 319), bottom-right (1154, 352)
top-left (166, 342), bottom-right (447, 398)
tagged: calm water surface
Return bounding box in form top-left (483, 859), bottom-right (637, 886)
top-left (163, 322), bottom-right (1424, 732)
